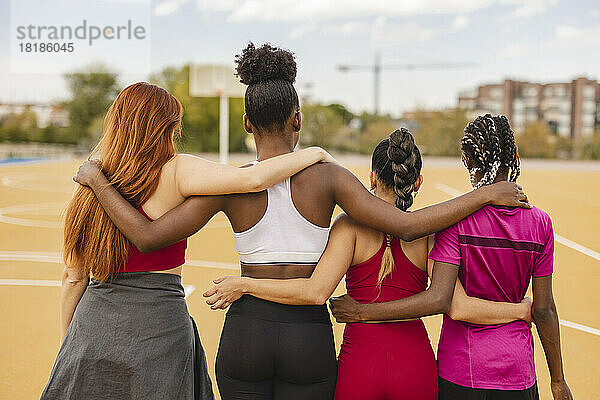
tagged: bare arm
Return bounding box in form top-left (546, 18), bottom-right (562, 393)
top-left (75, 165), bottom-right (224, 252)
top-left (329, 261), bottom-right (458, 323)
top-left (330, 165), bottom-right (529, 242)
top-left (175, 147), bottom-right (334, 196)
top-left (60, 266), bottom-right (88, 342)
top-left (532, 275), bottom-right (572, 399)
top-left (424, 257), bottom-right (532, 325)
top-left (448, 281), bottom-right (532, 325)
top-left (203, 214), bottom-right (356, 309)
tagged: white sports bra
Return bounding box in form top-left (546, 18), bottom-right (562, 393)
top-left (233, 174), bottom-right (330, 267)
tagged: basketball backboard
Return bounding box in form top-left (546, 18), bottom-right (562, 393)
top-left (189, 64), bottom-right (245, 98)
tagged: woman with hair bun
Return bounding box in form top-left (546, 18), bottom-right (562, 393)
top-left (75, 44), bottom-right (530, 399)
top-left (208, 128), bottom-right (534, 399)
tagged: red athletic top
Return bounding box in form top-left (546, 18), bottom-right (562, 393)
top-left (336, 236), bottom-right (437, 400)
top-left (117, 207), bottom-right (187, 273)
top-left (346, 236), bottom-right (427, 303)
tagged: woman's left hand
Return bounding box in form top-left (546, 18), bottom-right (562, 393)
top-left (203, 276), bottom-right (246, 310)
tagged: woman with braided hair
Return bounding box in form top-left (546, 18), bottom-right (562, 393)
top-left (207, 127), bottom-right (534, 399)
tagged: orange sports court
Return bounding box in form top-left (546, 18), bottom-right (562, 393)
top-left (1, 155), bottom-right (598, 399)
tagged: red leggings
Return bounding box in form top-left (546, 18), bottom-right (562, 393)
top-left (334, 321), bottom-right (438, 400)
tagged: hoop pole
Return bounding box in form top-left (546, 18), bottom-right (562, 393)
top-left (219, 95), bottom-right (229, 164)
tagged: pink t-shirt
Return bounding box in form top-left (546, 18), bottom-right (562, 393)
top-left (429, 205), bottom-right (554, 390)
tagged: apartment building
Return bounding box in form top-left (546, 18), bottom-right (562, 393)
top-left (458, 77), bottom-right (600, 140)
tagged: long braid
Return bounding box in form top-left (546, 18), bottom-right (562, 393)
top-left (495, 115), bottom-right (521, 182)
top-left (461, 114), bottom-right (518, 189)
top-left (388, 128), bottom-right (422, 211)
top-left (371, 128), bottom-right (422, 288)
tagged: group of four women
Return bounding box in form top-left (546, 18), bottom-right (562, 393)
top-left (41, 42), bottom-right (571, 400)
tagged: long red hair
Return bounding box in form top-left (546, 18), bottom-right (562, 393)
top-left (63, 82), bottom-right (183, 281)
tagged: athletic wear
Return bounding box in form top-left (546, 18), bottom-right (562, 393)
top-left (438, 377), bottom-right (539, 400)
top-left (216, 295), bottom-right (337, 400)
top-left (232, 177), bottom-right (329, 267)
top-left (335, 237), bottom-right (438, 400)
top-left (118, 207), bottom-right (187, 273)
top-left (429, 205), bottom-right (554, 390)
top-left (42, 273), bottom-right (214, 400)
top-left (220, 172), bottom-right (335, 399)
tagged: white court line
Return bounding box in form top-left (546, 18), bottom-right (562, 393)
top-left (0, 202), bottom-right (231, 230)
top-left (0, 278), bottom-right (197, 299)
top-left (434, 182), bottom-right (600, 337)
top-left (554, 234), bottom-right (600, 262)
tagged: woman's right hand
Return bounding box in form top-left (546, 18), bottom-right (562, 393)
top-left (73, 159), bottom-right (105, 187)
top-left (307, 147), bottom-right (338, 165)
top-left (203, 276), bottom-right (247, 310)
top-left (520, 296), bottom-right (533, 325)
top-left (484, 181), bottom-right (531, 208)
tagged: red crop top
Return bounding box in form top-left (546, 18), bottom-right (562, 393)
top-left (117, 207), bottom-right (187, 273)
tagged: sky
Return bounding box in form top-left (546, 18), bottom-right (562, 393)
top-left (1, 0), bottom-right (599, 115)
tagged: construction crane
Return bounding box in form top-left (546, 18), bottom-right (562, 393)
top-left (337, 52), bottom-right (477, 115)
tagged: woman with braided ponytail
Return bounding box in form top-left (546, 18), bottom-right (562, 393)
top-left (206, 127), bottom-right (533, 399)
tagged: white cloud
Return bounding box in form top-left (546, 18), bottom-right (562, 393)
top-left (289, 22), bottom-right (317, 40)
top-left (499, 43), bottom-right (529, 58)
top-left (555, 24), bottom-right (600, 47)
top-left (451, 15), bottom-right (470, 31)
top-left (322, 17), bottom-right (433, 47)
top-left (155, 0), bottom-right (189, 16)
top-left (591, 9), bottom-right (600, 18)
top-left (500, 0), bottom-right (558, 17)
top-left (154, 0), bottom-right (560, 25)
top-left (196, 0), bottom-right (497, 23)
top-left (322, 21), bottom-right (370, 37)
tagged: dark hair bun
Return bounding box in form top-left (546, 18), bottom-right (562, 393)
top-left (235, 42), bottom-right (297, 85)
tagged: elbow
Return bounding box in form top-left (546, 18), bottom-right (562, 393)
top-left (247, 174), bottom-right (266, 193)
top-left (397, 226), bottom-right (420, 242)
top-left (532, 304), bottom-right (556, 323)
top-left (136, 242), bottom-right (156, 254)
top-left (61, 267), bottom-right (88, 288)
top-left (131, 233), bottom-right (159, 253)
top-left (446, 302), bottom-right (462, 320)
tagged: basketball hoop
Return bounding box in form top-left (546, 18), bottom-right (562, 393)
top-left (189, 65), bottom-right (246, 164)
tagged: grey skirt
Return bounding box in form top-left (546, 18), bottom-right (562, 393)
top-left (41, 272), bottom-right (214, 400)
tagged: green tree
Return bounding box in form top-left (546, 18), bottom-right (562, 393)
top-left (0, 108), bottom-right (37, 142)
top-left (63, 64), bottom-right (119, 145)
top-left (358, 119), bottom-right (398, 154)
top-left (410, 109), bottom-right (468, 156)
top-left (299, 103), bottom-right (346, 148)
top-left (517, 121), bottom-right (556, 158)
top-left (582, 129), bottom-right (600, 160)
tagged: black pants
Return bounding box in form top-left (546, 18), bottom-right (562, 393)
top-left (438, 377), bottom-right (539, 400)
top-left (216, 295), bottom-right (337, 400)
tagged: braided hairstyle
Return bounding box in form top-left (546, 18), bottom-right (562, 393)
top-left (235, 42), bottom-right (299, 132)
top-left (461, 114), bottom-right (520, 189)
top-left (371, 128), bottom-right (422, 287)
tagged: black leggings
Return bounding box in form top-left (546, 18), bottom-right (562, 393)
top-left (216, 295), bottom-right (337, 400)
